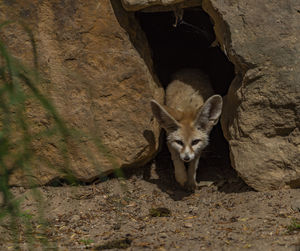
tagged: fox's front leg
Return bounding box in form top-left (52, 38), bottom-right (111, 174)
top-left (186, 157), bottom-right (200, 191)
top-left (168, 146), bottom-right (187, 187)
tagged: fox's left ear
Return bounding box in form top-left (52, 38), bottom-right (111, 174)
top-left (195, 95), bottom-right (223, 132)
top-left (150, 100), bottom-right (179, 132)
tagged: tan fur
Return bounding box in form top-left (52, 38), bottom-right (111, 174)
top-left (166, 69), bottom-right (214, 113)
top-left (151, 69), bottom-right (223, 191)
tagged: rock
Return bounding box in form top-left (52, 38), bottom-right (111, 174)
top-left (70, 215), bottom-right (81, 223)
top-left (113, 223), bottom-right (121, 230)
top-left (121, 0), bottom-right (202, 12)
top-left (1, 0), bottom-right (163, 186)
top-left (291, 199), bottom-right (300, 213)
top-left (202, 0), bottom-right (300, 191)
top-left (160, 233), bottom-right (168, 238)
top-left (278, 211), bottom-right (287, 218)
top-left (184, 223), bottom-right (193, 228)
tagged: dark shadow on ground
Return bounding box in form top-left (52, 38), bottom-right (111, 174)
top-left (123, 125), bottom-right (253, 201)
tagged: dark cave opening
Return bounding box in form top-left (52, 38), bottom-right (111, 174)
top-left (135, 8), bottom-right (235, 95)
top-left (135, 8), bottom-right (249, 193)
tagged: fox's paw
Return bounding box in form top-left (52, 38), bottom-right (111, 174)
top-left (184, 181), bottom-right (196, 193)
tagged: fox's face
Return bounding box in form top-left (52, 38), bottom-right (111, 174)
top-left (167, 125), bottom-right (209, 162)
top-left (151, 95), bottom-right (223, 162)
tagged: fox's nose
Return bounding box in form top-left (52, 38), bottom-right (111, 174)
top-left (183, 156), bottom-right (190, 162)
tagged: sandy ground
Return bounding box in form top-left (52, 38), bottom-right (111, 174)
top-left (1, 139), bottom-right (300, 251)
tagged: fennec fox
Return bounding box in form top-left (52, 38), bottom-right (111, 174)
top-left (151, 69), bottom-right (222, 191)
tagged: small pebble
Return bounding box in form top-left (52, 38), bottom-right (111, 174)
top-left (278, 210), bottom-right (287, 217)
top-left (160, 233), bottom-right (168, 238)
top-left (291, 199), bottom-right (300, 212)
top-left (184, 223), bottom-right (193, 228)
top-left (71, 215), bottom-right (80, 222)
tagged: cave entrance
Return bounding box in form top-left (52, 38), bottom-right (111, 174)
top-left (134, 7), bottom-right (249, 193)
top-left (135, 7), bottom-right (234, 95)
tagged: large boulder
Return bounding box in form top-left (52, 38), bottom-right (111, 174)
top-left (1, 0), bottom-right (163, 185)
top-left (203, 0), bottom-right (300, 190)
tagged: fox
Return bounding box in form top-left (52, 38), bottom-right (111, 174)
top-left (151, 69), bottom-right (223, 191)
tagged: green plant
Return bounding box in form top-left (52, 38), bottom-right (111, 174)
top-left (0, 21), bottom-right (119, 249)
top-left (287, 218), bottom-right (300, 233)
top-left (79, 239), bottom-right (94, 245)
top-left (149, 207), bottom-right (171, 217)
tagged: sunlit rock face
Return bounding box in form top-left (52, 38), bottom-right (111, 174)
top-left (202, 0), bottom-right (300, 191)
top-left (1, 0), bottom-right (163, 185)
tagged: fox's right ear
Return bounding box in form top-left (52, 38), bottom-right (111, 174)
top-left (195, 95), bottom-right (223, 132)
top-left (150, 100), bottom-right (179, 131)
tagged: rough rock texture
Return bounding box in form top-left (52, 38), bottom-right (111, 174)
top-left (121, 0), bottom-right (201, 12)
top-left (202, 0), bottom-right (300, 190)
top-left (0, 0), bottom-right (163, 185)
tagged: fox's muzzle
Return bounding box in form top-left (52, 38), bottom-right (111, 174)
top-left (180, 147), bottom-right (195, 162)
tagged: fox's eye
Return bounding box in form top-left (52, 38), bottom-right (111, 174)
top-left (191, 139), bottom-right (201, 146)
top-left (174, 140), bottom-right (184, 146)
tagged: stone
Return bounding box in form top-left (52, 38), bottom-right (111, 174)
top-left (202, 0), bottom-right (300, 191)
top-left (121, 0), bottom-right (202, 12)
top-left (184, 223), bottom-right (193, 228)
top-left (1, 0), bottom-right (163, 186)
top-left (291, 199), bottom-right (300, 213)
top-left (160, 233), bottom-right (168, 238)
top-left (70, 215), bottom-right (81, 223)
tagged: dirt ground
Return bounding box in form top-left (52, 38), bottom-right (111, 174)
top-left (1, 142), bottom-right (300, 251)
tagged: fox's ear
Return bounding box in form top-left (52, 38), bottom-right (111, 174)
top-left (195, 95), bottom-right (223, 132)
top-left (150, 100), bottom-right (179, 131)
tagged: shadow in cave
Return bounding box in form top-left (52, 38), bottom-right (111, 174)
top-left (135, 8), bottom-right (234, 95)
